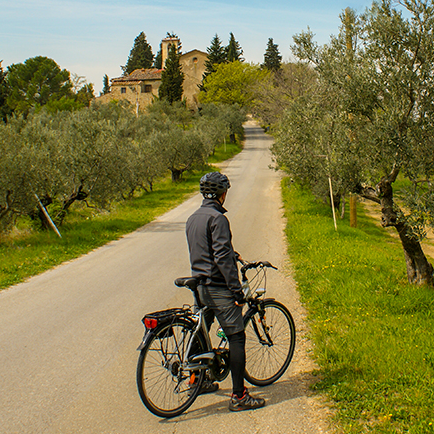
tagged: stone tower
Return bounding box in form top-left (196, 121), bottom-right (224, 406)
top-left (161, 37), bottom-right (180, 68)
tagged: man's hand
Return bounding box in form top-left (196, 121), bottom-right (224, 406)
top-left (235, 252), bottom-right (245, 264)
top-left (233, 290), bottom-right (246, 306)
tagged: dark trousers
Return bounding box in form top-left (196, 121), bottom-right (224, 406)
top-left (202, 307), bottom-right (246, 396)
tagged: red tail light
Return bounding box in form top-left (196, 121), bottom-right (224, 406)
top-left (144, 318), bottom-right (158, 329)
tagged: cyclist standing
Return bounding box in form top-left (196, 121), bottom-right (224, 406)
top-left (185, 171), bottom-right (265, 412)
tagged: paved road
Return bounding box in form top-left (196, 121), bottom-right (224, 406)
top-left (0, 122), bottom-right (330, 433)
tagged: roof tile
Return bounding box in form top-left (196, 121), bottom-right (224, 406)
top-left (111, 68), bottom-right (163, 83)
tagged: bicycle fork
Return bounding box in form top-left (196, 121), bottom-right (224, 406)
top-left (250, 302), bottom-right (274, 347)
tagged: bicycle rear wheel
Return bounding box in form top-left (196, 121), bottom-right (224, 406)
top-left (244, 299), bottom-right (296, 386)
top-left (136, 318), bottom-right (206, 418)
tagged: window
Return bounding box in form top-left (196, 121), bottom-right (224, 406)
top-left (121, 87), bottom-right (126, 94)
top-left (193, 57), bottom-right (198, 64)
top-left (141, 84), bottom-right (152, 93)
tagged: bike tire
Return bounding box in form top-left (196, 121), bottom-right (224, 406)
top-left (243, 299), bottom-right (296, 386)
top-left (136, 317), bottom-right (207, 418)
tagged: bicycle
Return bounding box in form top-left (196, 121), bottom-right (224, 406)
top-left (136, 260), bottom-right (296, 418)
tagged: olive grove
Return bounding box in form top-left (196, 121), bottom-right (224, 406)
top-left (0, 100), bottom-right (245, 232)
top-left (271, 0), bottom-right (434, 285)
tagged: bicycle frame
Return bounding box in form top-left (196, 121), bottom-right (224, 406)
top-left (183, 307), bottom-right (215, 370)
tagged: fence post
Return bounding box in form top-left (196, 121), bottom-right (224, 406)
top-left (350, 194), bottom-right (357, 228)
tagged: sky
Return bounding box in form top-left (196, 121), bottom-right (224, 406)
top-left (1, 0), bottom-right (376, 94)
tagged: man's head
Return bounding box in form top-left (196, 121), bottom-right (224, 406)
top-left (200, 172), bottom-right (231, 202)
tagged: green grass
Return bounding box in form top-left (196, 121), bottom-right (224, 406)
top-left (282, 180), bottom-right (434, 433)
top-left (0, 140), bottom-right (242, 290)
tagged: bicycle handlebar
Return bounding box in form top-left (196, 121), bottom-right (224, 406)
top-left (238, 260), bottom-right (277, 280)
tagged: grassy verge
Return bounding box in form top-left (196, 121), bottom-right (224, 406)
top-left (282, 180), bottom-right (434, 433)
top-left (0, 140), bottom-right (242, 290)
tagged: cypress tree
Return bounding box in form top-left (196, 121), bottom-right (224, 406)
top-left (201, 34), bottom-right (227, 88)
top-left (205, 34), bottom-right (226, 73)
top-left (226, 32), bottom-right (244, 62)
top-left (158, 44), bottom-right (184, 104)
top-left (0, 62), bottom-right (11, 121)
top-left (262, 38), bottom-right (282, 71)
top-left (122, 32), bottom-right (154, 75)
top-left (101, 74), bottom-right (110, 95)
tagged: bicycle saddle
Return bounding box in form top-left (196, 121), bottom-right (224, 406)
top-left (174, 277), bottom-right (199, 291)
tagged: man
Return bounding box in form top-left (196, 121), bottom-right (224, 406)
top-left (186, 171), bottom-right (265, 412)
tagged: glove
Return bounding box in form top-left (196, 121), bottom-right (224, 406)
top-left (233, 290), bottom-right (246, 305)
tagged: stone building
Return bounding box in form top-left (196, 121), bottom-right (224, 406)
top-left (96, 37), bottom-right (207, 111)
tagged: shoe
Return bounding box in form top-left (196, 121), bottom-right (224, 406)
top-left (198, 380), bottom-right (219, 395)
top-left (229, 388), bottom-right (265, 412)
top-left (188, 379), bottom-right (219, 396)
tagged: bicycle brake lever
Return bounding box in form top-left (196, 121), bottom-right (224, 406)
top-left (261, 261), bottom-right (278, 270)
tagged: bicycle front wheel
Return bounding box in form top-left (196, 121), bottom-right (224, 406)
top-left (244, 299), bottom-right (296, 386)
top-left (136, 318), bottom-right (206, 418)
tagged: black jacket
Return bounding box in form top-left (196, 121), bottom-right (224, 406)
top-left (186, 199), bottom-right (241, 291)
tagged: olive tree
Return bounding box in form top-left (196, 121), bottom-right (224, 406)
top-left (55, 103), bottom-right (140, 212)
top-left (0, 97), bottom-right (239, 232)
top-left (199, 103), bottom-right (246, 144)
top-left (253, 62), bottom-right (317, 127)
top-left (0, 118), bottom-right (36, 229)
top-left (193, 113), bottom-right (227, 155)
top-left (273, 0), bottom-right (434, 285)
top-left (150, 121), bottom-right (209, 182)
top-left (0, 110), bottom-right (67, 229)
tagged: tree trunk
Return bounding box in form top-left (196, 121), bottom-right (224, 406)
top-left (378, 177), bottom-right (433, 286)
top-left (31, 195), bottom-right (53, 231)
top-left (341, 194), bottom-right (346, 220)
top-left (395, 221), bottom-right (433, 285)
top-left (328, 192), bottom-right (341, 211)
top-left (57, 186), bottom-right (88, 226)
top-left (171, 169), bottom-right (183, 182)
top-left (62, 186), bottom-right (88, 213)
top-left (0, 190), bottom-right (12, 219)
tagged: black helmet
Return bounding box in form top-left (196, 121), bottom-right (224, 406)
top-left (200, 172), bottom-right (231, 199)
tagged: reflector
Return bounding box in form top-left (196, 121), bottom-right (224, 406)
top-left (144, 318), bottom-right (158, 329)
